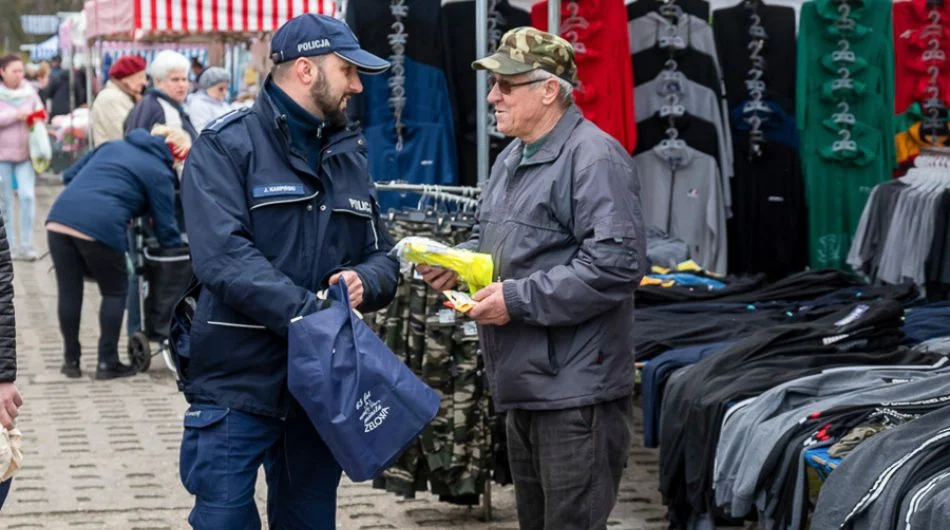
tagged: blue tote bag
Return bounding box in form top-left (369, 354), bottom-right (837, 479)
top-left (288, 281), bottom-right (440, 482)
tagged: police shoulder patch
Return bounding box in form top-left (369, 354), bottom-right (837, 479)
top-left (205, 107), bottom-right (251, 133)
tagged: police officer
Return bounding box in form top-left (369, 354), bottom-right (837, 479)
top-left (177, 14), bottom-right (398, 529)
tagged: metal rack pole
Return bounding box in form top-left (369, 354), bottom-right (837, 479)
top-left (475, 0), bottom-right (494, 516)
top-left (476, 0), bottom-right (490, 185)
top-left (548, 0), bottom-right (561, 34)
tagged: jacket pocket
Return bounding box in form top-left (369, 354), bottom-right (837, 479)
top-left (180, 405), bottom-right (230, 502)
top-left (327, 193), bottom-right (374, 260)
top-left (248, 190), bottom-right (317, 274)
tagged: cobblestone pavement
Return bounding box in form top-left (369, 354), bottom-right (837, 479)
top-left (1, 185), bottom-right (668, 530)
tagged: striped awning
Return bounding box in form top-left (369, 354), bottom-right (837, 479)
top-left (85, 0), bottom-right (336, 40)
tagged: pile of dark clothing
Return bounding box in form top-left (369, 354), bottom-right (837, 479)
top-left (635, 268), bottom-right (950, 529)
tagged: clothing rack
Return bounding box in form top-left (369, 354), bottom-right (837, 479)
top-left (375, 182), bottom-right (482, 210)
top-left (375, 182), bottom-right (481, 196)
top-left (373, 180), bottom-right (490, 520)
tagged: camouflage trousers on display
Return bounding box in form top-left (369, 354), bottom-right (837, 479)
top-left (368, 219), bottom-right (497, 502)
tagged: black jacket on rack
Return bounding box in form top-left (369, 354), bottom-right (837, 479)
top-left (346, 0), bottom-right (459, 209)
top-left (440, 0), bottom-right (530, 187)
top-left (633, 47), bottom-right (723, 102)
top-left (713, 0), bottom-right (806, 280)
top-left (634, 113), bottom-right (723, 172)
top-left (713, 1), bottom-right (797, 113)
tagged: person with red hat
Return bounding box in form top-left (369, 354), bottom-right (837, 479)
top-left (90, 55), bottom-right (147, 147)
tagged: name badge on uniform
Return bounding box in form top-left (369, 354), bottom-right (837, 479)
top-left (253, 184), bottom-right (306, 198)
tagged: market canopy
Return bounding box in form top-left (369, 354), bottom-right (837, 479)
top-left (20, 35), bottom-right (61, 61)
top-left (84, 0), bottom-right (336, 41)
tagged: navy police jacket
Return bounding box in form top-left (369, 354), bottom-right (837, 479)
top-left (179, 85), bottom-right (399, 419)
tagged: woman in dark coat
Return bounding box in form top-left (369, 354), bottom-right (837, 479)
top-left (46, 126), bottom-right (189, 380)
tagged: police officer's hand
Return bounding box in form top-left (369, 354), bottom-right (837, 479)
top-left (0, 382), bottom-right (23, 430)
top-left (417, 264), bottom-right (459, 291)
top-left (329, 271), bottom-right (364, 309)
top-left (469, 283), bottom-right (511, 326)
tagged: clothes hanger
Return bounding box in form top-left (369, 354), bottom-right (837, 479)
top-left (832, 67), bottom-right (854, 90)
top-left (833, 101), bottom-right (857, 125)
top-left (743, 99), bottom-right (772, 113)
top-left (833, 39), bottom-right (856, 63)
top-left (745, 79), bottom-right (766, 93)
top-left (658, 0), bottom-right (684, 21)
top-left (832, 128), bottom-right (858, 153)
top-left (657, 126), bottom-right (688, 152)
top-left (660, 93), bottom-right (686, 117)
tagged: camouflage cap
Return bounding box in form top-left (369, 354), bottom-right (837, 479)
top-left (471, 27), bottom-right (577, 86)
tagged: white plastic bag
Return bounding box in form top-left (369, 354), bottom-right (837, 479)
top-left (28, 117), bottom-right (52, 173)
top-left (0, 427), bottom-right (23, 481)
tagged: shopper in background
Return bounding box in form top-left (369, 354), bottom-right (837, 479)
top-left (40, 54), bottom-right (86, 118)
top-left (25, 62), bottom-right (49, 93)
top-left (46, 125), bottom-right (187, 380)
top-left (189, 57), bottom-right (203, 86)
top-left (125, 50), bottom-right (198, 140)
top-left (0, 54), bottom-right (42, 262)
top-left (419, 27), bottom-right (646, 530)
top-left (90, 55), bottom-right (147, 146)
top-left (0, 200), bottom-right (21, 512)
top-left (185, 67), bottom-right (232, 132)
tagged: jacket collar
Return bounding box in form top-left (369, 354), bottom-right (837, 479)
top-left (253, 76), bottom-right (361, 153)
top-left (651, 142), bottom-right (696, 169)
top-left (508, 105), bottom-right (585, 167)
top-left (815, 0), bottom-right (867, 21)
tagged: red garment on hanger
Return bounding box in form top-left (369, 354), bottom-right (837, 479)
top-left (531, 0), bottom-right (637, 152)
top-left (893, 0), bottom-right (950, 113)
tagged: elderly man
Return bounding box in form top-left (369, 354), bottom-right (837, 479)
top-left (125, 50), bottom-right (198, 139)
top-left (420, 27), bottom-right (646, 530)
top-left (176, 14), bottom-right (398, 529)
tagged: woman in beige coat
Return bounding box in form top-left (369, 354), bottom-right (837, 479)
top-left (89, 56), bottom-right (147, 147)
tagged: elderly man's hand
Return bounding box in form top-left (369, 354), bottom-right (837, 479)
top-left (417, 264), bottom-right (459, 291)
top-left (468, 283), bottom-right (511, 326)
top-left (329, 271), bottom-right (364, 308)
top-left (0, 383), bottom-right (22, 430)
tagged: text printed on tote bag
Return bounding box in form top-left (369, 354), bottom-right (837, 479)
top-left (357, 391), bottom-right (391, 433)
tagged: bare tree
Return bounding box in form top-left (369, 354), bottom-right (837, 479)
top-left (1, 0), bottom-right (84, 53)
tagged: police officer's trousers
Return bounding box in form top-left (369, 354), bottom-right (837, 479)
top-left (179, 402), bottom-right (342, 529)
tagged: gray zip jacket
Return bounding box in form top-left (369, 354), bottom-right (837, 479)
top-left (461, 105), bottom-right (646, 411)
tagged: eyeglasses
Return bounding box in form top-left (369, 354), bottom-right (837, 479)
top-left (488, 76), bottom-right (546, 95)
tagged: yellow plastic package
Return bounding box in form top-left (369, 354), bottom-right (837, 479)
top-left (392, 237), bottom-right (494, 294)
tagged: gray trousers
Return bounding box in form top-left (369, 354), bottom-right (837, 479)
top-left (506, 396), bottom-right (634, 530)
